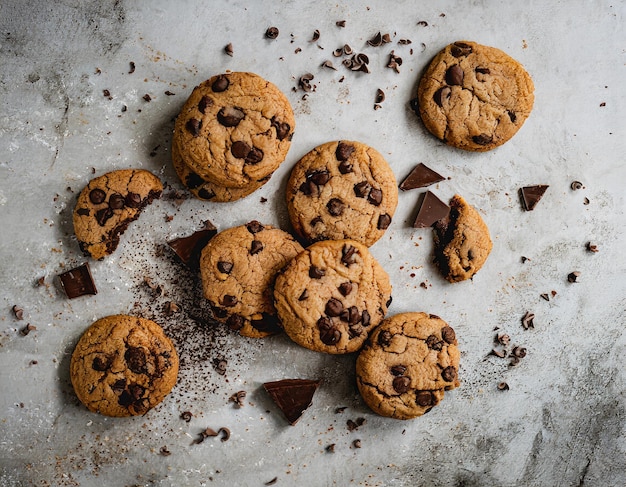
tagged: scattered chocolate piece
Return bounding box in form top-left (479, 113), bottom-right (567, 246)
top-left (224, 43), bottom-right (234, 57)
top-left (343, 44), bottom-right (353, 55)
top-left (583, 197), bottom-right (590, 205)
top-left (321, 60), bottom-right (337, 70)
top-left (229, 390), bottom-right (247, 407)
top-left (180, 411), bottom-right (193, 422)
top-left (164, 90), bottom-right (175, 96)
top-left (511, 346), bottom-right (527, 358)
top-left (12, 305), bottom-right (24, 320)
top-left (567, 271), bottom-right (581, 283)
top-left (325, 443), bottom-right (336, 453)
top-left (399, 163), bottom-right (445, 191)
top-left (58, 263), bottom-right (97, 299)
top-left (352, 439), bottom-right (362, 448)
top-left (398, 39), bottom-right (412, 45)
top-left (519, 185), bottom-right (549, 211)
top-left (163, 301), bottom-right (180, 316)
top-left (490, 349), bottom-right (506, 358)
top-left (167, 220), bottom-right (217, 271)
top-left (521, 312), bottom-right (535, 330)
top-left (20, 324), bottom-right (37, 336)
top-left (299, 73), bottom-right (315, 92)
top-left (521, 256), bottom-right (529, 263)
top-left (143, 94), bottom-right (151, 102)
top-left (570, 181), bottom-right (584, 190)
top-left (29, 360), bottom-right (38, 365)
top-left (335, 406), bottom-right (348, 414)
top-left (412, 191), bottom-right (450, 228)
top-left (128, 62), bottom-right (135, 74)
top-left (497, 382), bottom-right (509, 391)
top-left (496, 333), bottom-right (510, 346)
top-left (551, 290), bottom-right (557, 297)
top-left (540, 293), bottom-right (550, 301)
top-left (265, 477), bottom-right (278, 486)
top-left (213, 357), bottom-right (227, 375)
top-left (36, 276), bottom-right (45, 287)
top-left (311, 29), bottom-right (320, 42)
top-left (263, 379), bottom-right (321, 425)
top-left (387, 50), bottom-right (402, 73)
top-left (159, 446), bottom-right (171, 456)
top-left (265, 27), bottom-right (279, 39)
top-left (347, 417), bottom-right (366, 431)
top-left (218, 427), bottom-right (231, 442)
top-left (367, 32), bottom-right (384, 47)
top-left (375, 89), bottom-right (385, 104)
top-left (336, 20), bottom-right (346, 27)
top-left (586, 242), bottom-right (599, 253)
top-left (417, 20), bottom-right (428, 26)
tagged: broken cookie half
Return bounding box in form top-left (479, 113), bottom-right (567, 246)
top-left (433, 194), bottom-right (492, 283)
top-left (73, 169), bottom-right (163, 259)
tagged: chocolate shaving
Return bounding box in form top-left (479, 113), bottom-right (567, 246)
top-left (12, 305), bottom-right (24, 320)
top-left (521, 312), bottom-right (535, 330)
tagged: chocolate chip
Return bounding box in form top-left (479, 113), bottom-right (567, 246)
top-left (442, 366), bottom-right (457, 382)
top-left (95, 207), bottom-right (113, 226)
top-left (125, 347), bottom-right (147, 374)
top-left (540, 293), bottom-right (550, 301)
top-left (450, 41), bottom-right (472, 57)
top-left (393, 376), bottom-right (410, 393)
top-left (112, 379), bottom-right (126, 393)
top-left (367, 188), bottom-right (382, 206)
top-left (310, 216), bottom-right (323, 226)
top-left (361, 310), bottom-right (370, 327)
top-left (186, 118), bottom-right (202, 136)
top-left (108, 193), bottom-right (125, 209)
top-left (77, 208), bottom-right (90, 216)
top-left (335, 141), bottom-right (355, 161)
top-left (341, 306), bottom-right (360, 324)
top-left (217, 106), bottom-right (244, 127)
top-left (299, 179), bottom-right (317, 196)
top-left (251, 313), bottom-right (279, 332)
top-left (354, 181), bottom-right (371, 198)
top-left (265, 26), bottom-right (279, 39)
top-left (320, 325), bottom-right (341, 345)
top-left (378, 330), bottom-right (392, 346)
top-left (125, 192), bottom-right (142, 208)
top-left (338, 282), bottom-right (352, 296)
top-left (118, 390), bottom-right (133, 407)
top-left (508, 111), bottom-right (517, 123)
top-left (475, 67), bottom-right (490, 74)
top-left (246, 220), bottom-right (264, 234)
top-left (212, 75), bottom-right (230, 92)
top-left (325, 298), bottom-right (344, 317)
top-left (310, 170), bottom-right (330, 185)
top-left (338, 160), bottom-right (353, 174)
top-left (445, 65), bottom-right (464, 85)
top-left (348, 323), bottom-right (364, 338)
top-left (472, 133), bottom-right (493, 145)
top-left (198, 95), bottom-right (213, 114)
top-left (441, 326), bottom-right (456, 343)
top-left (89, 188), bottom-right (106, 204)
top-left (415, 391), bottom-right (434, 407)
top-left (250, 240), bottom-right (264, 255)
top-left (426, 334), bottom-right (443, 351)
top-left (230, 390), bottom-right (247, 407)
top-left (377, 214), bottom-right (391, 230)
top-left (245, 147), bottom-right (264, 165)
top-left (217, 261), bottom-right (233, 274)
top-left (129, 384), bottom-right (145, 401)
top-left (92, 355), bottom-right (112, 371)
top-left (298, 289), bottom-right (309, 301)
top-left (226, 314), bottom-right (244, 331)
top-left (341, 244), bottom-right (358, 266)
top-left (270, 117), bottom-right (291, 140)
top-left (391, 365), bottom-right (407, 376)
top-left (231, 141), bottom-right (251, 159)
top-left (433, 86), bottom-right (451, 107)
top-left (185, 172), bottom-right (204, 189)
top-left (325, 443), bottom-right (335, 453)
top-left (567, 271), bottom-right (581, 283)
top-left (327, 198), bottom-right (345, 216)
top-left (309, 266), bottom-right (325, 279)
top-left (222, 295), bottom-right (238, 307)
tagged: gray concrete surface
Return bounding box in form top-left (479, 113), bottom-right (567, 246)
top-left (1, 1), bottom-right (625, 486)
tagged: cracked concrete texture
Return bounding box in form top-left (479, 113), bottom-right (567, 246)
top-left (0, 0), bottom-right (624, 486)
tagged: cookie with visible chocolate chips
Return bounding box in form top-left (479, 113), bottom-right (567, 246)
top-left (70, 315), bottom-right (179, 417)
top-left (415, 41), bottom-right (534, 151)
top-left (73, 169), bottom-right (163, 260)
top-left (273, 239), bottom-right (392, 354)
top-left (173, 72), bottom-right (295, 189)
top-left (433, 194), bottom-right (492, 283)
top-left (286, 141), bottom-right (398, 247)
top-left (200, 221), bottom-right (303, 338)
top-left (356, 312), bottom-right (460, 419)
top-left (171, 137), bottom-right (264, 202)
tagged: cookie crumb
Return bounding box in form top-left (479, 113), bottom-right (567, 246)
top-left (586, 242), bottom-right (599, 253)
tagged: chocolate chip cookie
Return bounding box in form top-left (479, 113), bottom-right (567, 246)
top-left (415, 41), bottom-right (534, 151)
top-left (70, 315), bottom-right (179, 417)
top-left (171, 137), bottom-right (264, 202)
top-left (286, 141), bottom-right (398, 247)
top-left (173, 72), bottom-right (295, 189)
top-left (433, 194), bottom-right (492, 282)
top-left (356, 312), bottom-right (460, 419)
top-left (73, 169), bottom-right (163, 260)
top-left (200, 221), bottom-right (304, 338)
top-left (273, 239), bottom-right (392, 354)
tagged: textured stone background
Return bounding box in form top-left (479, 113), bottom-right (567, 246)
top-left (0, 1), bottom-right (624, 486)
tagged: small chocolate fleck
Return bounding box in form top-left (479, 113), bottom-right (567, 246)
top-left (321, 60), bottom-right (337, 70)
top-left (298, 289), bottom-right (309, 301)
top-left (309, 266), bottom-right (325, 279)
top-left (218, 427), bottom-right (231, 442)
top-left (265, 477), bottom-right (278, 486)
top-left (472, 133), bottom-right (493, 145)
top-left (336, 20), bottom-right (346, 27)
top-left (311, 29), bottom-right (320, 42)
top-left (361, 309), bottom-right (370, 327)
top-left (76, 208), bottom-right (90, 216)
top-left (521, 311), bottom-right (535, 330)
top-left (512, 346), bottom-right (527, 358)
top-left (102, 89), bottom-right (111, 99)
top-left (475, 67), bottom-right (490, 75)
top-left (143, 94), bottom-right (151, 102)
top-left (570, 180), bottom-right (584, 190)
top-left (180, 411), bottom-right (193, 422)
top-left (265, 27), bottom-right (279, 39)
top-left (586, 242), bottom-right (599, 253)
top-left (128, 62), bottom-right (135, 74)
top-left (567, 271), bottom-right (581, 283)
top-left (497, 382), bottom-right (509, 391)
top-left (20, 323), bottom-right (37, 336)
top-left (159, 446), bottom-right (171, 456)
top-left (165, 90), bottom-right (175, 96)
top-left (540, 293), bottom-right (550, 301)
top-left (325, 443), bottom-right (335, 453)
top-left (583, 197), bottom-right (590, 205)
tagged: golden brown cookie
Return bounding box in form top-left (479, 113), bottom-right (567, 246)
top-left (356, 312), bottom-right (460, 420)
top-left (273, 239), bottom-right (392, 354)
top-left (433, 194), bottom-right (492, 282)
top-left (415, 41), bottom-right (534, 151)
top-left (286, 141), bottom-right (398, 247)
top-left (200, 221), bottom-right (304, 338)
top-left (173, 72), bottom-right (295, 189)
top-left (171, 137), bottom-right (264, 202)
top-left (73, 169), bottom-right (163, 260)
top-left (70, 315), bottom-right (178, 417)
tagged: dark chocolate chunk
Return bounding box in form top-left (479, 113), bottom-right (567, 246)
top-left (198, 95), bottom-right (213, 113)
top-left (309, 266), bottom-right (325, 279)
top-left (442, 366), bottom-right (457, 382)
top-left (250, 240), bottom-right (264, 255)
top-left (426, 334), bottom-right (443, 351)
top-left (76, 208), bottom-right (90, 216)
top-left (519, 185), bottom-right (549, 211)
top-left (416, 391), bottom-right (434, 407)
top-left (246, 220), bottom-right (264, 234)
top-left (231, 141), bottom-right (251, 159)
top-left (245, 147), bottom-right (264, 164)
top-left (212, 75), bottom-right (230, 92)
top-left (12, 305), bottom-right (24, 320)
top-left (377, 214), bottom-right (392, 230)
top-left (412, 191), bottom-right (450, 228)
top-left (391, 365), bottom-right (407, 376)
top-left (319, 325), bottom-right (341, 345)
top-left (270, 117), bottom-right (291, 140)
top-left (263, 378), bottom-right (321, 425)
top-left (125, 192), bottom-right (142, 208)
top-left (224, 43), bottom-right (234, 57)
top-left (338, 160), bottom-right (353, 174)
top-left (399, 163), bottom-right (445, 191)
top-left (472, 133), bottom-right (493, 145)
top-left (450, 41), bottom-right (472, 57)
top-left (433, 86), bottom-right (451, 107)
top-left (378, 330), bottom-right (392, 346)
top-left (393, 376), bottom-right (411, 393)
top-left (367, 188), bottom-right (382, 206)
top-left (185, 172), bottom-right (204, 189)
top-left (508, 111), bottom-right (517, 122)
top-left (325, 298), bottom-right (344, 317)
top-left (441, 326), bottom-right (456, 344)
top-left (92, 355), bottom-right (112, 371)
top-left (567, 271), bottom-right (581, 283)
top-left (143, 94), bottom-right (152, 102)
top-left (310, 170), bottom-right (330, 185)
top-left (217, 106), bottom-right (244, 127)
top-left (128, 62), bottom-right (135, 74)
top-left (221, 295), bottom-right (238, 307)
top-left (167, 220), bottom-right (217, 270)
top-left (265, 26), bottom-right (279, 39)
top-left (89, 188), bottom-right (106, 204)
top-left (327, 198), bottom-right (345, 216)
top-left (226, 314), bottom-right (244, 331)
top-left (375, 88), bottom-right (385, 104)
top-left (341, 306), bottom-right (360, 324)
top-left (186, 118), bottom-right (202, 136)
top-left (475, 67), bottom-right (490, 74)
top-left (354, 181), bottom-right (371, 198)
top-left (58, 262), bottom-right (97, 299)
top-left (335, 142), bottom-right (355, 161)
top-left (95, 207), bottom-right (113, 226)
top-left (341, 244), bottom-right (358, 266)
top-left (298, 289), bottom-right (309, 301)
top-left (125, 347), bottom-right (147, 374)
top-left (108, 193), bottom-right (125, 210)
top-left (338, 282), bottom-right (352, 296)
top-left (367, 31), bottom-right (383, 47)
top-left (445, 65), bottom-right (464, 85)
top-left (217, 261), bottom-right (233, 274)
